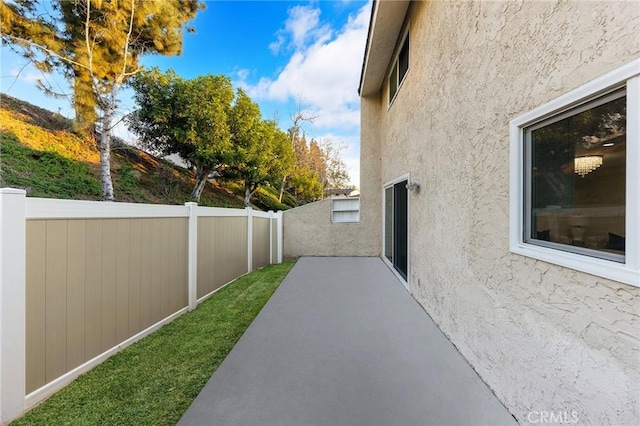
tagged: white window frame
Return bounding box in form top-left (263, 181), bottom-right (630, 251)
top-left (331, 197), bottom-right (360, 223)
top-left (509, 58), bottom-right (640, 287)
top-left (388, 27), bottom-right (410, 107)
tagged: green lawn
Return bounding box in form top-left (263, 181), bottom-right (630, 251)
top-left (12, 261), bottom-right (295, 426)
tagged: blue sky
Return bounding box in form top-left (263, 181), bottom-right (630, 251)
top-left (0, 0), bottom-right (372, 187)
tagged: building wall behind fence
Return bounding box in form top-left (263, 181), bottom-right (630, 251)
top-left (283, 199), bottom-right (379, 258)
top-left (0, 193), bottom-right (282, 424)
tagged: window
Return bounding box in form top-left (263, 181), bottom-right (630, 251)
top-left (510, 59), bottom-right (640, 287)
top-left (526, 91), bottom-right (626, 261)
top-left (388, 31), bottom-right (409, 105)
top-left (331, 197), bottom-right (360, 223)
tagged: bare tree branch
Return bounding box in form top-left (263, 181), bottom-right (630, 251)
top-left (6, 60), bottom-right (32, 92)
top-left (2, 34), bottom-right (92, 72)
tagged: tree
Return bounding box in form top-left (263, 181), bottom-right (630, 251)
top-left (129, 69), bottom-right (234, 201)
top-left (1, 0), bottom-right (202, 200)
top-left (289, 135), bottom-right (351, 196)
top-left (319, 139), bottom-right (351, 190)
top-left (288, 167), bottom-right (323, 205)
top-left (308, 139), bottom-right (327, 186)
top-left (277, 108), bottom-right (317, 202)
top-left (227, 89), bottom-right (294, 206)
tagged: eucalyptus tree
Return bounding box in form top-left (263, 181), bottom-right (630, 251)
top-left (0, 0), bottom-right (202, 200)
top-left (129, 69), bottom-right (235, 201)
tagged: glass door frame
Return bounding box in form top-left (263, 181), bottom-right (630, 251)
top-left (382, 173), bottom-right (411, 290)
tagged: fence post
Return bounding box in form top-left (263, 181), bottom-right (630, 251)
top-left (0, 189), bottom-right (26, 424)
top-left (277, 210), bottom-right (283, 263)
top-left (246, 207), bottom-right (253, 273)
top-left (185, 202), bottom-right (198, 310)
top-left (268, 210), bottom-right (274, 264)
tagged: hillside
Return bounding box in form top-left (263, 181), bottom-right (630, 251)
top-left (0, 94), bottom-right (293, 210)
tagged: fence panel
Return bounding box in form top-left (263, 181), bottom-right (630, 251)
top-left (24, 217), bottom-right (189, 394)
top-left (252, 217), bottom-right (271, 269)
top-left (25, 220), bottom-right (45, 394)
top-left (0, 190), bottom-right (283, 424)
top-left (197, 216), bottom-right (248, 299)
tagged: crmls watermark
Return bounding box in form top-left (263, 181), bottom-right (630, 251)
top-left (527, 410), bottom-right (579, 424)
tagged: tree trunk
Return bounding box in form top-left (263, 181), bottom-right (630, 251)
top-left (191, 168), bottom-right (209, 201)
top-left (99, 88), bottom-right (117, 202)
top-left (278, 175), bottom-right (287, 203)
top-left (244, 184), bottom-right (252, 207)
top-left (244, 182), bottom-right (260, 207)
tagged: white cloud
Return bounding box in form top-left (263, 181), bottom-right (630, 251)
top-left (343, 156), bottom-right (360, 189)
top-left (240, 1), bottom-right (371, 132)
top-left (269, 5), bottom-right (332, 54)
top-left (235, 68), bottom-right (250, 81)
top-left (15, 70), bottom-right (41, 84)
top-left (268, 36), bottom-right (286, 55)
top-left (235, 1), bottom-right (372, 188)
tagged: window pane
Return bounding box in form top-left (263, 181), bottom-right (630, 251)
top-left (399, 34), bottom-right (409, 83)
top-left (385, 187), bottom-right (393, 262)
top-left (394, 181), bottom-right (408, 279)
top-left (528, 93), bottom-right (626, 259)
top-left (389, 63), bottom-right (398, 102)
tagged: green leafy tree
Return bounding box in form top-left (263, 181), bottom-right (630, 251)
top-left (227, 89), bottom-right (294, 206)
top-left (129, 69), bottom-right (234, 201)
top-left (1, 0), bottom-right (202, 200)
top-left (288, 167), bottom-right (323, 205)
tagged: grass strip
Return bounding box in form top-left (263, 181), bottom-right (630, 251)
top-left (13, 261), bottom-right (296, 426)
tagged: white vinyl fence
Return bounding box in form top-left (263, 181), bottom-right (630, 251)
top-left (0, 188), bottom-right (283, 424)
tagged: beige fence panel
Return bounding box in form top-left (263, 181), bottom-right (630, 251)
top-left (3, 193), bottom-right (283, 424)
top-left (25, 220), bottom-right (46, 395)
top-left (253, 217), bottom-right (271, 269)
top-left (197, 216), bottom-right (248, 299)
top-left (24, 217), bottom-right (188, 394)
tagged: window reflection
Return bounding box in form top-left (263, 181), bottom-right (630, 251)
top-left (528, 92), bottom-right (626, 259)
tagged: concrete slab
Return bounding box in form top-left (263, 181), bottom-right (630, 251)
top-left (178, 257), bottom-right (516, 426)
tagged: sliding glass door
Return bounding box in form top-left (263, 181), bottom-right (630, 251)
top-left (384, 179), bottom-right (408, 282)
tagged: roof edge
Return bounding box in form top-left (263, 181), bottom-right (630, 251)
top-left (358, 0), bottom-right (410, 97)
top-left (358, 0), bottom-right (378, 96)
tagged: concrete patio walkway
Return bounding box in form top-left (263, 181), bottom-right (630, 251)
top-left (178, 257), bottom-right (516, 426)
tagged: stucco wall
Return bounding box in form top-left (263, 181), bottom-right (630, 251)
top-left (283, 198), bottom-right (378, 258)
top-left (283, 93), bottom-right (382, 258)
top-left (364, 1), bottom-right (639, 424)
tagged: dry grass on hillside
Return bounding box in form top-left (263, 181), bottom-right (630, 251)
top-left (0, 94), bottom-right (288, 210)
top-left (0, 106), bottom-right (100, 163)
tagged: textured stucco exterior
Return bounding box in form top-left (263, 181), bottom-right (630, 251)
top-left (359, 1), bottom-right (640, 425)
top-left (283, 197), bottom-right (379, 258)
top-left (283, 94), bottom-right (382, 258)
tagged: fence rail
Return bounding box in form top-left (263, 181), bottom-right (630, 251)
top-left (0, 189), bottom-right (283, 424)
